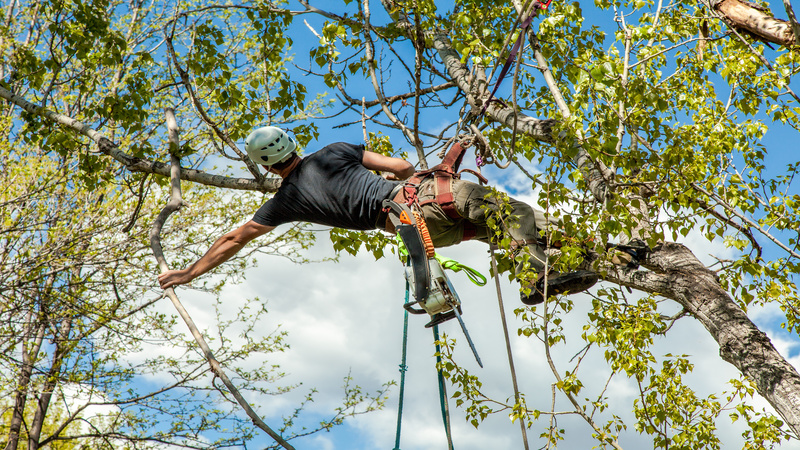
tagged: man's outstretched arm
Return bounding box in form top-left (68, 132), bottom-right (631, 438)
top-left (158, 220), bottom-right (275, 290)
top-left (362, 150), bottom-right (415, 180)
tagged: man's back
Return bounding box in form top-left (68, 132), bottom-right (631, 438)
top-left (252, 142), bottom-right (397, 230)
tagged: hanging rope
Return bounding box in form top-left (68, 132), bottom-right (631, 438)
top-left (393, 280), bottom-right (411, 450)
top-left (490, 246), bottom-right (530, 449)
top-left (433, 325), bottom-right (456, 450)
top-left (393, 279), bottom-right (457, 450)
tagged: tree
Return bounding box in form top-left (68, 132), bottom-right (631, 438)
top-left (1, 126), bottom-right (390, 448)
top-left (0, 5), bottom-right (384, 445)
top-left (2, 0), bottom-right (800, 448)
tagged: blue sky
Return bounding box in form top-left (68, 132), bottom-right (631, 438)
top-left (148, 1), bottom-right (800, 448)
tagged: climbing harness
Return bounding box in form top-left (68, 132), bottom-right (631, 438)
top-left (381, 133), bottom-right (503, 367)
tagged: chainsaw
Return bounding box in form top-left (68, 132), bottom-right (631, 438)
top-left (382, 199), bottom-right (483, 367)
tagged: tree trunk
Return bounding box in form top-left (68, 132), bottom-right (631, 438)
top-left (609, 242), bottom-right (800, 434)
top-left (27, 317), bottom-right (73, 450)
top-left (5, 320), bottom-right (45, 450)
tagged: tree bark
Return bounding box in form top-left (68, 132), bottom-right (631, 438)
top-left (27, 316), bottom-right (72, 450)
top-left (426, 9), bottom-right (800, 433)
top-left (606, 242), bottom-right (800, 434)
top-left (713, 0), bottom-right (797, 47)
top-left (6, 320), bottom-right (45, 450)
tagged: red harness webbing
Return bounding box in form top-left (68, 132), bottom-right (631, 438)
top-left (405, 142), bottom-right (489, 241)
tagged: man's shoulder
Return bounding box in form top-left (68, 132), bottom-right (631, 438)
top-left (314, 142), bottom-right (364, 156)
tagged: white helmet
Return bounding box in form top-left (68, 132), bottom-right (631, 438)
top-left (244, 126), bottom-right (297, 165)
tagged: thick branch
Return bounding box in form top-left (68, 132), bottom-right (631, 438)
top-left (430, 32), bottom-right (555, 141)
top-left (713, 0), bottom-right (798, 47)
top-left (602, 243), bottom-right (800, 436)
top-left (0, 86), bottom-right (279, 193)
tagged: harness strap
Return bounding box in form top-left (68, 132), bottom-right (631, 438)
top-left (405, 141), bottom-right (486, 242)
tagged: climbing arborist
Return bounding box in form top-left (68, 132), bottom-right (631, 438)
top-left (157, 126), bottom-right (598, 305)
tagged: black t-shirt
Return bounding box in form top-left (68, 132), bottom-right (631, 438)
top-left (253, 142), bottom-right (398, 230)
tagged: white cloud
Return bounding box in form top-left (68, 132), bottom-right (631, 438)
top-left (146, 176), bottom-right (800, 449)
top-left (215, 233), bottom-right (800, 449)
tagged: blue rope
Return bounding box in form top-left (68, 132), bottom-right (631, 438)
top-left (393, 280), bottom-right (410, 450)
top-left (394, 273), bottom-right (454, 449)
top-left (433, 325), bottom-right (455, 450)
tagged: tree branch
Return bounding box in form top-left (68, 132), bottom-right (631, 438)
top-left (600, 242), bottom-right (800, 436)
top-left (785, 0), bottom-right (800, 45)
top-left (0, 85), bottom-right (279, 192)
top-left (713, 0), bottom-right (797, 47)
top-left (149, 108), bottom-right (294, 450)
top-left (362, 0), bottom-right (428, 168)
top-left (162, 24), bottom-right (265, 182)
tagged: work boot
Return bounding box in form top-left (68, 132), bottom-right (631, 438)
top-left (520, 270), bottom-right (599, 305)
top-left (609, 239), bottom-right (648, 269)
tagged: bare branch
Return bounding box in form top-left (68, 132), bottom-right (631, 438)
top-left (0, 86), bottom-right (279, 192)
top-left (162, 25), bottom-right (265, 182)
top-left (785, 0), bottom-right (800, 45)
top-left (149, 108), bottom-right (294, 450)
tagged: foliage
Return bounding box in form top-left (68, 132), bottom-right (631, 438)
top-left (2, 0), bottom-right (800, 448)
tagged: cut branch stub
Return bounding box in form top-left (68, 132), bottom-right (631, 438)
top-left (714, 0), bottom-right (798, 47)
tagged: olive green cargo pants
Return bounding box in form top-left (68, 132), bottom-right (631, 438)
top-left (417, 178), bottom-right (557, 274)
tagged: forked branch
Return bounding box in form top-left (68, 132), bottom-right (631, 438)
top-left (150, 108), bottom-right (295, 450)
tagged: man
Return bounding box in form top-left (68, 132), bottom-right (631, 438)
top-left (158, 126), bottom-right (597, 305)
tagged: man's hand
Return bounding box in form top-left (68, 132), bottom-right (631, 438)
top-left (158, 269), bottom-right (193, 290)
top-left (156, 220), bottom-right (274, 291)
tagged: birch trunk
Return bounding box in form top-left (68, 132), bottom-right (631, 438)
top-left (606, 242), bottom-right (800, 434)
top-left (5, 321), bottom-right (45, 450)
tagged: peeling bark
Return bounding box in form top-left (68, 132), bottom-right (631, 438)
top-left (714, 0), bottom-right (797, 47)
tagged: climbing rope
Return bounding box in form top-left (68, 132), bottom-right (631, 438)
top-left (394, 278), bottom-right (457, 450)
top-left (490, 247), bottom-right (531, 449)
top-left (393, 281), bottom-right (410, 450)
